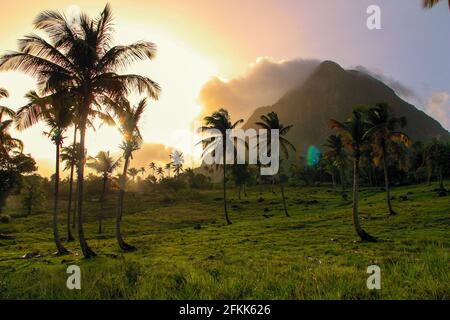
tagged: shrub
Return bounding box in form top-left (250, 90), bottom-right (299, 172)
top-left (0, 215), bottom-right (12, 224)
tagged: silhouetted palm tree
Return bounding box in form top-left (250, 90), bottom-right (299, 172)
top-left (365, 103), bottom-right (411, 215)
top-left (149, 162), bottom-right (156, 175)
top-left (128, 168), bottom-right (140, 182)
top-left (200, 109), bottom-right (243, 225)
top-left (0, 89), bottom-right (23, 157)
top-left (171, 151), bottom-right (185, 176)
top-left (256, 112), bottom-right (296, 217)
top-left (165, 163), bottom-right (172, 178)
top-left (324, 134), bottom-right (347, 191)
top-left (0, 4), bottom-right (160, 258)
top-left (106, 97), bottom-right (147, 251)
top-left (87, 151), bottom-right (121, 234)
top-left (330, 110), bottom-right (376, 242)
top-left (16, 90), bottom-right (74, 254)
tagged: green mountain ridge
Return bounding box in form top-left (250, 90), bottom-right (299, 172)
top-left (244, 60), bottom-right (450, 156)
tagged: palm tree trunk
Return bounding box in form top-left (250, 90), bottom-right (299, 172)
top-left (222, 139), bottom-right (231, 225)
top-left (280, 180), bottom-right (290, 217)
top-left (340, 167), bottom-right (345, 192)
top-left (238, 185), bottom-right (241, 200)
top-left (115, 155), bottom-right (135, 251)
top-left (66, 127), bottom-right (76, 241)
top-left (352, 157), bottom-right (375, 242)
top-left (331, 172), bottom-right (336, 190)
top-left (76, 122), bottom-right (96, 258)
top-left (99, 175), bottom-right (107, 234)
top-left (382, 144), bottom-right (396, 216)
top-left (53, 143), bottom-right (68, 255)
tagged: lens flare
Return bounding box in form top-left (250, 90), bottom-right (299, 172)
top-left (306, 145), bottom-right (321, 167)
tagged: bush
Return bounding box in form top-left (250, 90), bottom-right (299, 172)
top-left (0, 215), bottom-right (12, 224)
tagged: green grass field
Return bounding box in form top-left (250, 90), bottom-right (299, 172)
top-left (0, 183), bottom-right (448, 300)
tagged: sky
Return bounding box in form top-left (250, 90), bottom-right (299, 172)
top-left (0, 0), bottom-right (449, 176)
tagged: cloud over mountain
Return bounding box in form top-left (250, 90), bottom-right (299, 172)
top-left (198, 57), bottom-right (320, 121)
top-left (426, 91), bottom-right (450, 131)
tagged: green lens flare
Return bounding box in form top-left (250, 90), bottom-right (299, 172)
top-left (306, 145), bottom-right (321, 167)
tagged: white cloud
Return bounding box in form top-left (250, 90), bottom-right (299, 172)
top-left (425, 91), bottom-right (450, 130)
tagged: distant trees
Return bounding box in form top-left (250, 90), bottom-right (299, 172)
top-left (87, 151), bottom-right (121, 234)
top-left (200, 109), bottom-right (244, 225)
top-left (424, 139), bottom-right (450, 190)
top-left (330, 110), bottom-right (376, 242)
top-left (324, 134), bottom-right (347, 191)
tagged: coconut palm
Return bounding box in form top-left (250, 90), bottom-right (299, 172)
top-left (127, 168), bottom-right (140, 183)
top-left (16, 90), bottom-right (75, 254)
top-left (365, 103), bottom-right (411, 215)
top-left (60, 142), bottom-right (81, 240)
top-left (165, 163), bottom-right (172, 178)
top-left (199, 109), bottom-right (244, 225)
top-left (171, 151), bottom-right (185, 177)
top-left (330, 110), bottom-right (376, 242)
top-left (87, 151), bottom-right (121, 234)
top-left (256, 112), bottom-right (296, 217)
top-left (324, 134), bottom-right (347, 191)
top-left (107, 97), bottom-right (147, 251)
top-left (156, 167), bottom-right (164, 180)
top-left (423, 0), bottom-right (450, 10)
top-left (0, 4), bottom-right (160, 258)
top-left (0, 90), bottom-right (23, 157)
top-left (149, 162), bottom-right (156, 175)
top-left (139, 167), bottom-right (146, 177)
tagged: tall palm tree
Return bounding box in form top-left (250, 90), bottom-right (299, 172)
top-left (0, 89), bottom-right (23, 157)
top-left (108, 97), bottom-right (147, 251)
top-left (0, 4), bottom-right (160, 258)
top-left (149, 162), bottom-right (156, 175)
top-left (127, 168), bottom-right (140, 183)
top-left (87, 151), bottom-right (121, 234)
top-left (164, 163), bottom-right (172, 178)
top-left (365, 103), bottom-right (411, 216)
top-left (16, 90), bottom-right (74, 255)
top-left (156, 167), bottom-right (164, 180)
top-left (423, 0), bottom-right (450, 10)
top-left (171, 151), bottom-right (185, 177)
top-left (330, 110), bottom-right (376, 242)
top-left (60, 142), bottom-right (81, 240)
top-left (200, 109), bottom-right (243, 225)
top-left (256, 112), bottom-right (296, 217)
top-left (324, 134), bottom-right (347, 191)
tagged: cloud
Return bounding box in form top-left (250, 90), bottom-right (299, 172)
top-left (354, 65), bottom-right (422, 105)
top-left (127, 143), bottom-right (175, 169)
top-left (198, 57), bottom-right (320, 121)
top-left (425, 91), bottom-right (450, 130)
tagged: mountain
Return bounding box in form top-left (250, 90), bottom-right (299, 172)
top-left (244, 61), bottom-right (450, 156)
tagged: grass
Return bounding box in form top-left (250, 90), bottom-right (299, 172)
top-left (0, 182), bottom-right (449, 300)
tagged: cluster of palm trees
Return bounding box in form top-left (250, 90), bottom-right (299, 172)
top-left (147, 151), bottom-right (185, 182)
top-left (0, 5), bottom-right (160, 257)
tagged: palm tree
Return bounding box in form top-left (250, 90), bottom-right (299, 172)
top-left (171, 151), bottom-right (185, 177)
top-left (200, 109), bottom-right (244, 225)
top-left (165, 163), bottom-right (172, 178)
top-left (87, 151), bottom-right (121, 234)
top-left (60, 142), bottom-right (81, 240)
top-left (149, 162), bottom-right (156, 175)
top-left (424, 139), bottom-right (449, 190)
top-left (139, 167), bottom-right (146, 177)
top-left (16, 90), bottom-right (74, 255)
top-left (127, 168), bottom-right (140, 183)
top-left (0, 4), bottom-right (161, 258)
top-left (423, 0), bottom-right (450, 10)
top-left (256, 112), bottom-right (296, 217)
top-left (0, 89), bottom-right (23, 157)
top-left (324, 134), bottom-right (347, 191)
top-left (156, 167), bottom-right (164, 180)
top-left (108, 97), bottom-right (147, 252)
top-left (365, 103), bottom-right (411, 215)
top-left (330, 110), bottom-right (376, 242)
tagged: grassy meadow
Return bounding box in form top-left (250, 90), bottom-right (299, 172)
top-left (0, 182), bottom-right (448, 300)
